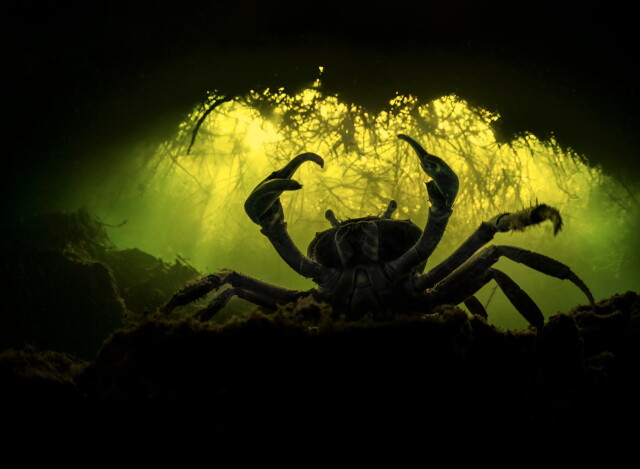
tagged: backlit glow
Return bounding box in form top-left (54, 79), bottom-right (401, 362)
top-left (89, 84), bottom-right (638, 328)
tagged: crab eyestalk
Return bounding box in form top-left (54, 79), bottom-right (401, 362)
top-left (382, 200), bottom-right (398, 219)
top-left (325, 209), bottom-right (340, 227)
top-left (244, 152), bottom-right (324, 226)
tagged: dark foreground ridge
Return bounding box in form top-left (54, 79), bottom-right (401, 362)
top-left (2, 291), bottom-right (638, 450)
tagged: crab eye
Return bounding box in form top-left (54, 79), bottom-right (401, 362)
top-left (325, 209), bottom-right (340, 227)
top-left (383, 200), bottom-right (398, 218)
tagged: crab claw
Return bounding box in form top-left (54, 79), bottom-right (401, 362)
top-left (398, 134), bottom-right (459, 210)
top-left (244, 152), bottom-right (324, 226)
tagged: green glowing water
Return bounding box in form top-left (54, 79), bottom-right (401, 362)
top-left (56, 84), bottom-right (639, 328)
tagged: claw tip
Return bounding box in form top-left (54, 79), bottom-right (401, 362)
top-left (305, 152), bottom-right (325, 169)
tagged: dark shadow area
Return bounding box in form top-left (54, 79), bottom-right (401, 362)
top-left (2, 292), bottom-right (638, 452)
top-left (0, 210), bottom-right (200, 359)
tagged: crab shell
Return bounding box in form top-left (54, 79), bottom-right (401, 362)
top-left (307, 216), bottom-right (427, 273)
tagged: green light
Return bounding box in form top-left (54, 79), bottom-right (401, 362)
top-left (81, 86), bottom-right (638, 328)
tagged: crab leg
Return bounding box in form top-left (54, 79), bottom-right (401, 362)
top-left (162, 274), bottom-right (221, 314)
top-left (195, 286), bottom-right (303, 321)
top-left (416, 204), bottom-right (564, 290)
top-left (432, 267), bottom-right (545, 328)
top-left (463, 295), bottom-right (488, 319)
top-left (162, 269), bottom-right (304, 315)
top-left (424, 244), bottom-right (594, 317)
top-left (244, 154), bottom-right (335, 285)
top-left (386, 135), bottom-right (459, 276)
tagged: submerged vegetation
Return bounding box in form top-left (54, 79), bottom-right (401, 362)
top-left (54, 78), bottom-right (638, 328)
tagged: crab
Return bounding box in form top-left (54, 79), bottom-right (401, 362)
top-left (163, 134), bottom-right (594, 329)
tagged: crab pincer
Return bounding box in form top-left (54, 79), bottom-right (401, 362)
top-left (245, 152), bottom-right (324, 226)
top-left (398, 134), bottom-right (459, 212)
top-left (164, 134), bottom-right (592, 328)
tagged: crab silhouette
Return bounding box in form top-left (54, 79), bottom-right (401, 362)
top-left (163, 135), bottom-right (594, 328)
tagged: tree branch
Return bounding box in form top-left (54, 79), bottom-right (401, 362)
top-left (187, 95), bottom-right (234, 155)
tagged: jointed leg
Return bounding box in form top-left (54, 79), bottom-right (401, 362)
top-left (162, 274), bottom-right (221, 314)
top-left (463, 296), bottom-right (488, 319)
top-left (162, 269), bottom-right (302, 315)
top-left (424, 244), bottom-right (594, 317)
top-left (195, 286), bottom-right (299, 321)
top-left (416, 204), bottom-right (564, 290)
top-left (490, 268), bottom-right (545, 328)
top-left (430, 266), bottom-right (545, 328)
